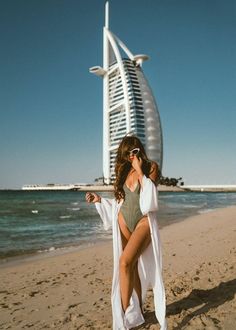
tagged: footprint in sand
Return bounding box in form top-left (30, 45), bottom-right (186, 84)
top-left (29, 290), bottom-right (40, 297)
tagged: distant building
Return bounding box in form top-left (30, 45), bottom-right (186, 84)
top-left (90, 1), bottom-right (163, 184)
top-left (94, 176), bottom-right (105, 185)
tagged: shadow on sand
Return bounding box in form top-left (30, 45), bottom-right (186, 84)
top-left (135, 278), bottom-right (236, 329)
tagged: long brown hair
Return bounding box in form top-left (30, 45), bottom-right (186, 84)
top-left (114, 135), bottom-right (152, 201)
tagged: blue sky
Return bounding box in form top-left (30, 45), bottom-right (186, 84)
top-left (0, 0), bottom-right (235, 189)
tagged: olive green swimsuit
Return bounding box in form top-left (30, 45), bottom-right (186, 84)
top-left (120, 183), bottom-right (143, 232)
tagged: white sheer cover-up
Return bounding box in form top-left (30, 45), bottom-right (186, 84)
top-left (95, 175), bottom-right (167, 330)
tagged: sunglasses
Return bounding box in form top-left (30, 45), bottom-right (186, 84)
top-left (129, 148), bottom-right (140, 156)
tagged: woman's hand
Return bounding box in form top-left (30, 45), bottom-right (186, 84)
top-left (85, 192), bottom-right (101, 203)
top-left (131, 155), bottom-right (143, 180)
top-left (131, 155), bottom-right (143, 175)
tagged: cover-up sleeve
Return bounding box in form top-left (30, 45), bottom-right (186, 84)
top-left (95, 198), bottom-right (114, 230)
top-left (140, 175), bottom-right (158, 215)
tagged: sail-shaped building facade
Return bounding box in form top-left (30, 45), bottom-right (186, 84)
top-left (90, 2), bottom-right (163, 184)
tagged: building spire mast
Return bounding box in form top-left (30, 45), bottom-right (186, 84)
top-left (105, 1), bottom-right (109, 29)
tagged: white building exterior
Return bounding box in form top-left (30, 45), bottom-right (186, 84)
top-left (90, 2), bottom-right (163, 184)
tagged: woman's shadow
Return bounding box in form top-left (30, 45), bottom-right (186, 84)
top-left (135, 278), bottom-right (236, 329)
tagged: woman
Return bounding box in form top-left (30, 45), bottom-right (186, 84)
top-left (86, 135), bottom-right (167, 330)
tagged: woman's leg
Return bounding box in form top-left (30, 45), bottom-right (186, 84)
top-left (118, 216), bottom-right (142, 309)
top-left (119, 217), bottom-right (151, 312)
top-left (133, 261), bottom-right (142, 309)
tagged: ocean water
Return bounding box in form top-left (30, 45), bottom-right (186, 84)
top-left (0, 190), bottom-right (236, 260)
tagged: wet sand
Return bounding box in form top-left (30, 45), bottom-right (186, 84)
top-left (0, 206), bottom-right (236, 329)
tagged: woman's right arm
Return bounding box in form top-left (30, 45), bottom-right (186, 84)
top-left (85, 192), bottom-right (113, 230)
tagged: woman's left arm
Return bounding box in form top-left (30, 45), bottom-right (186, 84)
top-left (139, 162), bottom-right (159, 214)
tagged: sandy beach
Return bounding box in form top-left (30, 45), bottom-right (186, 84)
top-left (0, 206), bottom-right (236, 330)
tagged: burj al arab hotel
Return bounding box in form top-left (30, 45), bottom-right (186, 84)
top-left (90, 2), bottom-right (163, 184)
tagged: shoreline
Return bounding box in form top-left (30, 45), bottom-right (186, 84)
top-left (0, 204), bottom-right (235, 268)
top-left (0, 203), bottom-right (233, 267)
top-left (0, 239), bottom-right (112, 269)
top-left (0, 205), bottom-right (235, 329)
